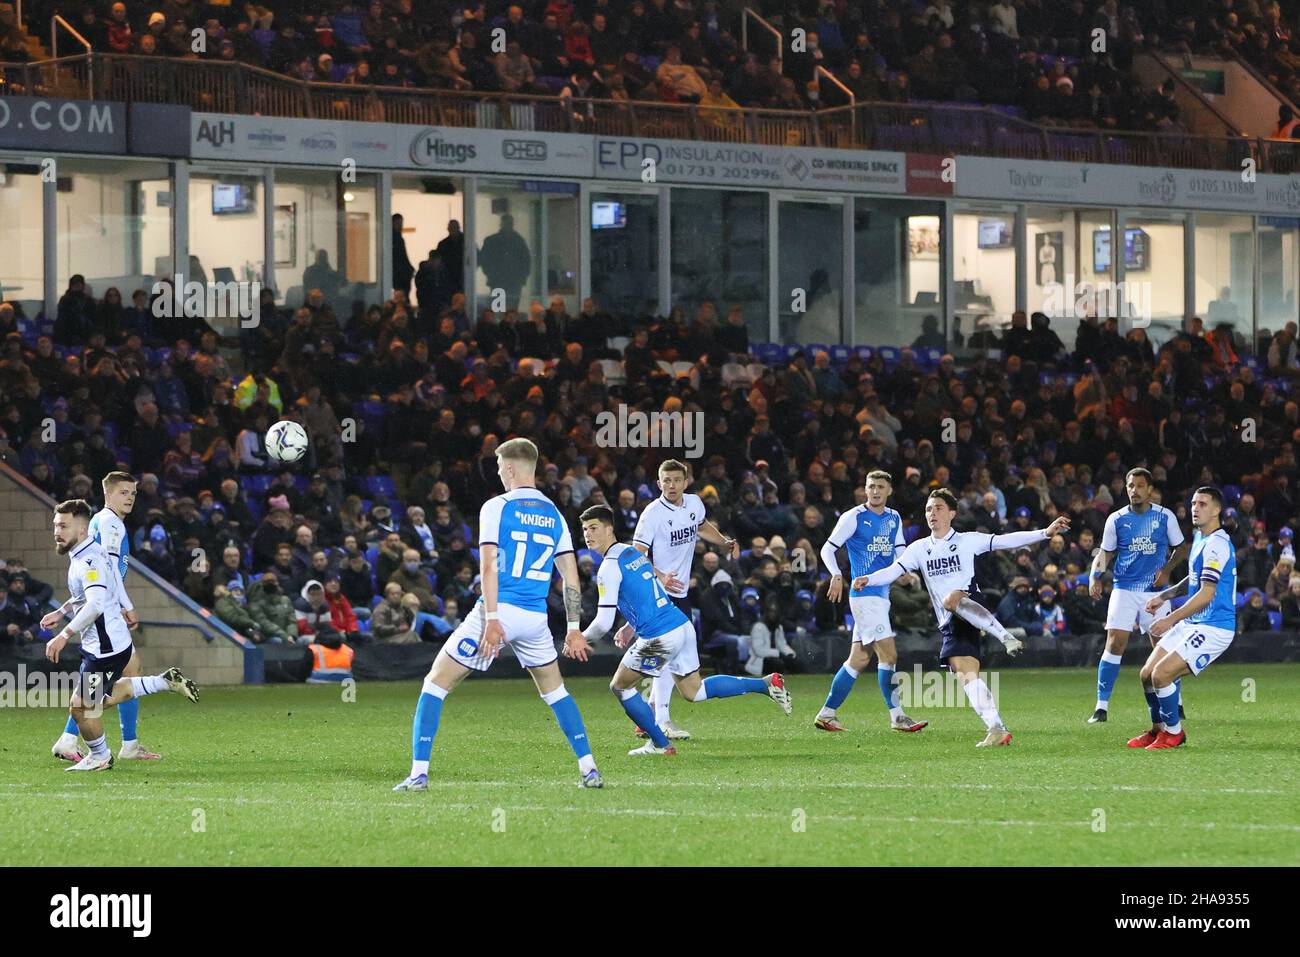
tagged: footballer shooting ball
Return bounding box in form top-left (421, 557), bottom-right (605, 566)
top-left (265, 420), bottom-right (310, 464)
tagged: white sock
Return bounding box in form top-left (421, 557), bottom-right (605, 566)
top-left (86, 734), bottom-right (110, 759)
top-left (962, 678), bottom-right (1003, 731)
top-left (653, 669), bottom-right (674, 725)
top-left (955, 598), bottom-right (1012, 643)
top-left (889, 705), bottom-right (904, 720)
top-left (411, 760), bottom-right (429, 776)
top-left (131, 676), bottom-right (169, 697)
top-left (578, 754), bottom-right (597, 775)
top-left (58, 731), bottom-right (79, 745)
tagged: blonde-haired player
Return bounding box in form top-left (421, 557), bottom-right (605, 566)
top-left (630, 459), bottom-right (740, 740)
top-left (393, 438), bottom-right (604, 791)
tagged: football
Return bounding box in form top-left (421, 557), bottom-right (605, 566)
top-left (265, 420), bottom-right (309, 464)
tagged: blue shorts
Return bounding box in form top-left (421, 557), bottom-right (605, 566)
top-left (938, 614), bottom-right (983, 668)
top-left (78, 646), bottom-right (134, 708)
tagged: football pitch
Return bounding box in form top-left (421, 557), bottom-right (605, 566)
top-left (3, 665), bottom-right (1298, 867)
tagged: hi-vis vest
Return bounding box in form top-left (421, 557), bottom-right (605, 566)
top-left (307, 642), bottom-right (354, 683)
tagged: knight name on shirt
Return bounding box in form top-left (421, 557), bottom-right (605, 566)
top-left (516, 512), bottom-right (557, 528)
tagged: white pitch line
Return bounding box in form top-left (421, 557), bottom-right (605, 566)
top-left (1, 778), bottom-right (1290, 797)
top-left (9, 790), bottom-right (1300, 834)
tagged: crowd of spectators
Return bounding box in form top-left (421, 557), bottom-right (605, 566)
top-left (12, 2), bottom-right (1300, 133)
top-left (4, 219), bottom-right (1300, 669)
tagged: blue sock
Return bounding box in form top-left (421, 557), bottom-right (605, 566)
top-left (118, 697), bottom-right (139, 742)
top-left (823, 663), bottom-right (859, 711)
top-left (410, 680), bottom-right (446, 771)
top-left (1157, 683), bottom-right (1181, 733)
top-left (700, 675), bottom-right (768, 699)
top-left (877, 666), bottom-right (897, 710)
top-left (1096, 652), bottom-right (1122, 706)
top-left (544, 687), bottom-right (593, 761)
top-left (1144, 686), bottom-right (1162, 725)
top-left (63, 715), bottom-right (79, 736)
top-left (1175, 678), bottom-right (1182, 707)
top-left (617, 688), bottom-right (670, 748)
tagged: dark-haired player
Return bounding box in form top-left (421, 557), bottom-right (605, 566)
top-left (1127, 487), bottom-right (1236, 750)
top-left (42, 500), bottom-right (198, 772)
top-left (853, 489), bottom-right (1069, 747)
top-left (579, 505), bottom-right (790, 756)
top-left (1085, 468), bottom-right (1188, 724)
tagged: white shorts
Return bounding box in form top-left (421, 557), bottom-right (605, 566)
top-left (849, 595), bottom-right (894, 644)
top-left (1105, 588), bottom-right (1169, 634)
top-left (1156, 621), bottom-right (1234, 676)
top-left (620, 621), bottom-right (697, 678)
top-left (441, 600), bottom-right (558, 672)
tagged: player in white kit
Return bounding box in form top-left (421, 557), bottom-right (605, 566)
top-left (630, 459), bottom-right (741, 740)
top-left (52, 472), bottom-right (165, 763)
top-left (42, 499), bottom-right (199, 772)
top-left (853, 489), bottom-right (1069, 747)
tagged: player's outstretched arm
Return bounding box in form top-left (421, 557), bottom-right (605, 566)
top-left (1146, 575), bottom-right (1189, 611)
top-left (851, 561), bottom-right (906, 592)
top-left (700, 519), bottom-right (740, 559)
top-left (555, 552), bottom-right (590, 662)
top-left (582, 604), bottom-right (617, 644)
top-left (989, 516), bottom-right (1069, 552)
top-left (1149, 579), bottom-right (1215, 637)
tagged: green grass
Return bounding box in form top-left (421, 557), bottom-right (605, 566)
top-left (3, 665), bottom-right (1298, 866)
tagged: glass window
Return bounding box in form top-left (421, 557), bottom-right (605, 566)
top-left (671, 188), bottom-right (768, 343)
top-left (393, 177), bottom-right (465, 315)
top-left (590, 191), bottom-right (658, 317)
top-left (1194, 213), bottom-right (1253, 344)
top-left (1259, 216), bottom-right (1299, 350)
top-left (274, 169), bottom-right (379, 316)
top-left (954, 207), bottom-right (1018, 332)
top-left (778, 198), bottom-right (843, 345)
top-left (56, 158), bottom-right (171, 315)
top-left (0, 163), bottom-right (45, 320)
top-left (1121, 213), bottom-right (1185, 344)
top-left (474, 179), bottom-right (580, 314)
top-left (189, 171), bottom-right (265, 324)
top-left (854, 198), bottom-right (945, 349)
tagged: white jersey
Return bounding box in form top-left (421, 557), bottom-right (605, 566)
top-left (65, 537), bottom-right (133, 659)
top-left (894, 530), bottom-right (1020, 628)
top-left (632, 493), bottom-right (705, 598)
top-left (87, 507), bottom-right (133, 613)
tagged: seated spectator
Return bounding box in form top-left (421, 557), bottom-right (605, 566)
top-left (323, 575), bottom-right (364, 644)
top-left (0, 575), bottom-right (37, 643)
top-left (246, 572), bottom-right (297, 644)
top-left (1238, 588), bottom-right (1272, 634)
top-left (1265, 556), bottom-right (1294, 609)
top-left (339, 548), bottom-right (375, 621)
top-left (995, 577), bottom-right (1039, 635)
top-left (387, 548), bottom-right (439, 610)
top-left (1280, 578), bottom-right (1300, 632)
top-left (213, 582), bottom-right (266, 643)
top-left (372, 582), bottom-right (420, 644)
top-left (293, 580), bottom-right (340, 646)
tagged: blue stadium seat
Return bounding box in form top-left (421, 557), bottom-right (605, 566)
top-left (1235, 593), bottom-right (1247, 608)
top-left (577, 547), bottom-right (602, 569)
top-left (754, 343), bottom-right (784, 365)
top-left (1269, 611), bottom-right (1282, 631)
top-left (923, 347), bottom-right (943, 366)
top-left (357, 399), bottom-right (386, 432)
top-left (242, 474), bottom-right (274, 496)
top-left (783, 343), bottom-right (804, 360)
top-left (829, 344), bottom-right (853, 365)
top-left (854, 346), bottom-right (874, 361)
top-left (804, 343), bottom-right (830, 359)
top-left (876, 346), bottom-right (900, 365)
top-left (364, 544), bottom-right (379, 567)
top-left (365, 475), bottom-right (397, 500)
top-left (1221, 484), bottom-right (1241, 507)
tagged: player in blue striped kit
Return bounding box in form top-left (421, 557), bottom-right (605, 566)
top-left (1128, 487), bottom-right (1237, 750)
top-left (1086, 469), bottom-right (1188, 724)
top-left (393, 438), bottom-right (604, 791)
top-left (816, 470), bottom-right (927, 733)
top-left (51, 472), bottom-right (164, 763)
top-left (578, 506), bottom-right (791, 756)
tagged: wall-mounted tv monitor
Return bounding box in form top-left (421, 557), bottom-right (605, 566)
top-left (591, 201), bottom-right (627, 229)
top-left (212, 183), bottom-right (255, 215)
top-left (1093, 228), bottom-right (1150, 272)
top-left (977, 218), bottom-right (1014, 248)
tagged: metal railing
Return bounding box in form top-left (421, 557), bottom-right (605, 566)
top-left (741, 7), bottom-right (783, 70)
top-left (49, 15), bottom-right (91, 98)
top-left (2, 53), bottom-right (1299, 173)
